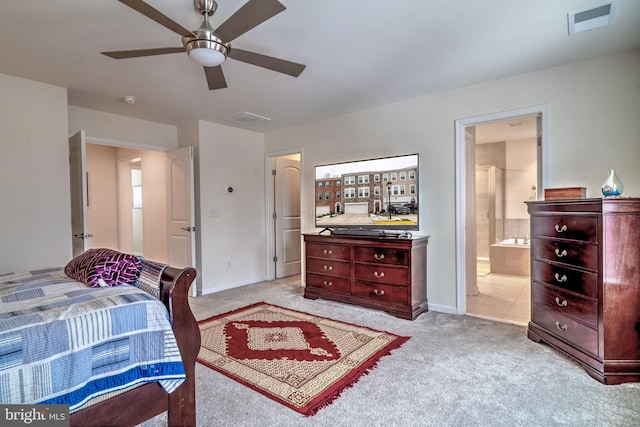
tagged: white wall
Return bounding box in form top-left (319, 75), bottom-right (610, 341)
top-left (197, 120), bottom-right (267, 294)
top-left (265, 49), bottom-right (640, 312)
top-left (0, 74), bottom-right (71, 274)
top-left (69, 106), bottom-right (178, 149)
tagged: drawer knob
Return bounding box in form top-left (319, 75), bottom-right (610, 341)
top-left (554, 273), bottom-right (568, 283)
top-left (323, 280), bottom-right (332, 287)
top-left (555, 297), bottom-right (568, 307)
top-left (555, 224), bottom-right (568, 233)
top-left (554, 248), bottom-right (568, 258)
top-left (374, 253), bottom-right (385, 261)
top-left (323, 265), bottom-right (333, 271)
top-left (555, 321), bottom-right (568, 332)
top-left (374, 271), bottom-right (385, 278)
top-left (323, 249), bottom-right (333, 255)
top-left (374, 289), bottom-right (385, 296)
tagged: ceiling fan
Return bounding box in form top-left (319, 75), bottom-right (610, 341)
top-left (102, 0), bottom-right (306, 90)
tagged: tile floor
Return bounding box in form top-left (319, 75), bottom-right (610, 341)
top-left (466, 272), bottom-right (531, 326)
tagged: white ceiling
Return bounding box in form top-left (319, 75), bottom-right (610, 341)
top-left (1, 0), bottom-right (638, 134)
top-left (475, 115), bottom-right (539, 144)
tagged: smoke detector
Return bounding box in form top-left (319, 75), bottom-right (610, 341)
top-left (568, 1), bottom-right (618, 35)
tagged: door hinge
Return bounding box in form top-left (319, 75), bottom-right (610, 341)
top-left (273, 256), bottom-right (278, 262)
top-left (272, 169), bottom-right (276, 176)
top-left (272, 212), bottom-right (277, 219)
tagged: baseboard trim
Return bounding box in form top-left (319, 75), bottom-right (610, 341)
top-left (427, 303), bottom-right (458, 315)
top-left (199, 276), bottom-right (269, 296)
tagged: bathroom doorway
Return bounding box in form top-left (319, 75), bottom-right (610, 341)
top-left (455, 106), bottom-right (547, 324)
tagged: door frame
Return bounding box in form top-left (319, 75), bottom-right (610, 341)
top-left (454, 105), bottom-right (548, 315)
top-left (264, 148), bottom-right (304, 281)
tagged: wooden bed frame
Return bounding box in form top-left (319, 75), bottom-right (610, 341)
top-left (69, 266), bottom-right (200, 427)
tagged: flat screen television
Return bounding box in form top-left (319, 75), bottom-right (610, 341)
top-left (314, 153), bottom-right (419, 234)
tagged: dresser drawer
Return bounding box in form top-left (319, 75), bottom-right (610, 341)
top-left (306, 273), bottom-right (351, 294)
top-left (306, 258), bottom-right (351, 277)
top-left (353, 246), bottom-right (409, 266)
top-left (531, 260), bottom-right (597, 298)
top-left (352, 280), bottom-right (408, 305)
top-left (353, 263), bottom-right (408, 285)
top-left (532, 304), bottom-right (598, 355)
top-left (533, 282), bottom-right (598, 328)
top-left (532, 215), bottom-right (598, 242)
top-left (306, 243), bottom-right (351, 260)
top-left (532, 238), bottom-right (598, 271)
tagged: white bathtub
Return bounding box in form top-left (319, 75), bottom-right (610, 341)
top-left (490, 239), bottom-right (530, 276)
top-left (493, 238), bottom-right (530, 248)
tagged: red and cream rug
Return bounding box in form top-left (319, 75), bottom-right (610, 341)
top-left (197, 302), bottom-right (409, 416)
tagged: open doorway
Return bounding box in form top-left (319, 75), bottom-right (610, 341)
top-left (468, 115), bottom-right (539, 325)
top-left (455, 106), bottom-right (548, 324)
top-left (70, 131), bottom-right (196, 292)
top-left (86, 143), bottom-right (169, 262)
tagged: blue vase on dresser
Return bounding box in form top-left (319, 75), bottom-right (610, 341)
top-left (601, 169), bottom-right (624, 197)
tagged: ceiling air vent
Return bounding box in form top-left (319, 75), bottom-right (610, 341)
top-left (223, 111), bottom-right (272, 125)
top-left (568, 1), bottom-right (618, 35)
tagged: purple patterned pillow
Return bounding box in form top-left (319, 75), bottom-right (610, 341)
top-left (65, 248), bottom-right (142, 288)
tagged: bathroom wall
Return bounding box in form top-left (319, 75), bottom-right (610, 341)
top-left (505, 137), bottom-right (537, 240)
top-left (476, 142), bottom-right (506, 247)
top-left (476, 138), bottom-right (537, 244)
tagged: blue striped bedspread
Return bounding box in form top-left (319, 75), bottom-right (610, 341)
top-left (0, 268), bottom-right (185, 411)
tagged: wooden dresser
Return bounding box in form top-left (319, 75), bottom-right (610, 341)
top-left (303, 233), bottom-right (428, 320)
top-left (526, 198), bottom-right (640, 384)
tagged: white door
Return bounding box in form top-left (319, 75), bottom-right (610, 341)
top-left (167, 147), bottom-right (196, 273)
top-left (69, 130), bottom-right (90, 257)
top-left (274, 156), bottom-right (301, 278)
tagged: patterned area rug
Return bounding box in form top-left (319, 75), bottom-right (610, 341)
top-left (197, 302), bottom-right (409, 416)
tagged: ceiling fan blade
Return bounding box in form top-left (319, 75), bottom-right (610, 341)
top-left (228, 49), bottom-right (305, 77)
top-left (118, 0), bottom-right (194, 37)
top-left (204, 66), bottom-right (228, 90)
top-left (102, 47), bottom-right (185, 59)
top-left (215, 0), bottom-right (285, 42)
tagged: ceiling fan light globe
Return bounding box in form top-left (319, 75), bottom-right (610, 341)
top-left (189, 47), bottom-right (225, 67)
top-left (184, 37), bottom-right (228, 67)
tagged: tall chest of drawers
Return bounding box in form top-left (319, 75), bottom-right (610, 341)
top-left (526, 198), bottom-right (640, 384)
top-left (303, 233), bottom-right (428, 320)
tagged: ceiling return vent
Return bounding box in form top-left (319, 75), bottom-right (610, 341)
top-left (568, 1), bottom-right (618, 35)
